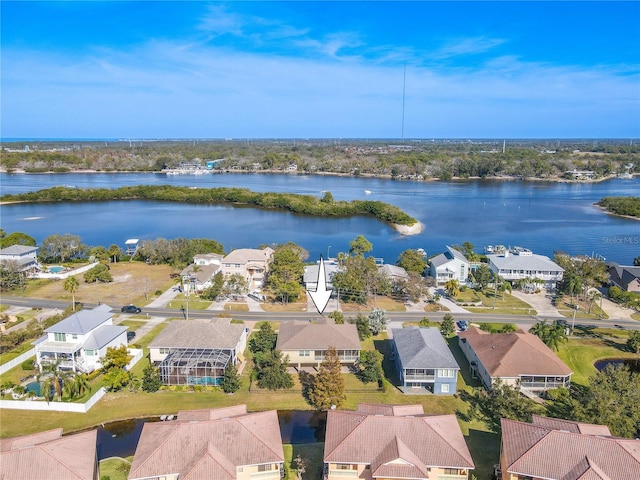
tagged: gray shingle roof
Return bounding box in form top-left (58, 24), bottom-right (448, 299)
top-left (149, 319), bottom-right (246, 350)
top-left (83, 325), bottom-right (127, 350)
top-left (0, 245), bottom-right (38, 256)
top-left (488, 252), bottom-right (564, 272)
top-left (45, 305), bottom-right (113, 335)
top-left (392, 327), bottom-right (459, 369)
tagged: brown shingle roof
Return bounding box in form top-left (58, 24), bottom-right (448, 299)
top-left (501, 418), bottom-right (640, 480)
top-left (356, 404), bottom-right (425, 417)
top-left (222, 248), bottom-right (274, 265)
top-left (0, 429), bottom-right (97, 480)
top-left (531, 415), bottom-right (612, 436)
top-left (459, 327), bottom-right (572, 378)
top-left (276, 321), bottom-right (360, 351)
top-left (150, 319), bottom-right (245, 350)
top-left (178, 405), bottom-right (248, 422)
top-left (324, 404), bottom-right (474, 473)
top-left (129, 407), bottom-right (284, 480)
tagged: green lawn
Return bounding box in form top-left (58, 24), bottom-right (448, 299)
top-left (284, 443), bottom-right (324, 480)
top-left (455, 290), bottom-right (537, 315)
top-left (99, 456), bottom-right (132, 480)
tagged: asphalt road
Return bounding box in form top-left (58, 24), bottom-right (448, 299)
top-left (2, 295), bottom-right (639, 331)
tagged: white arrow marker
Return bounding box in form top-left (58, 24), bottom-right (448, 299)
top-left (308, 255), bottom-right (333, 314)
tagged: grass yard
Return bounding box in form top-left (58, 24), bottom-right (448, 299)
top-left (225, 302), bottom-right (250, 312)
top-left (99, 457), bottom-right (132, 480)
top-left (165, 295), bottom-right (211, 310)
top-left (262, 302), bottom-right (308, 312)
top-left (340, 296), bottom-right (406, 312)
top-left (11, 262), bottom-right (177, 308)
top-left (284, 443), bottom-right (325, 480)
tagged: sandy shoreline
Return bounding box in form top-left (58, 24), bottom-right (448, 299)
top-left (393, 221), bottom-right (424, 236)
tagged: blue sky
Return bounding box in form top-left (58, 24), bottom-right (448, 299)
top-left (2, 1), bottom-right (639, 139)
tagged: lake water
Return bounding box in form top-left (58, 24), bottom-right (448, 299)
top-left (1, 172), bottom-right (638, 264)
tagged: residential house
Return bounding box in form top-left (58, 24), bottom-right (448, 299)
top-left (149, 318), bottom-right (248, 386)
top-left (458, 327), bottom-right (572, 394)
top-left (324, 403), bottom-right (474, 480)
top-left (487, 248), bottom-right (564, 287)
top-left (0, 245), bottom-right (40, 273)
top-left (500, 416), bottom-right (640, 480)
top-left (303, 258), bottom-right (339, 291)
top-left (0, 428), bottom-right (98, 480)
top-left (34, 304), bottom-right (127, 373)
top-left (379, 263), bottom-right (410, 283)
top-left (221, 247), bottom-right (274, 291)
top-left (181, 253), bottom-right (223, 294)
top-left (128, 405), bottom-right (284, 480)
top-left (607, 262), bottom-right (640, 292)
top-left (275, 319), bottom-right (360, 370)
top-left (429, 246), bottom-right (469, 285)
top-left (392, 327), bottom-right (459, 394)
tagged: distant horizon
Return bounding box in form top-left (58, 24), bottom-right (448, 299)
top-left (2, 2), bottom-right (638, 139)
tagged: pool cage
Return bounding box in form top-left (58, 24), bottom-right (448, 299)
top-left (158, 348), bottom-right (231, 386)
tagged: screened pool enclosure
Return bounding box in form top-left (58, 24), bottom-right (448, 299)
top-left (158, 348), bottom-right (231, 386)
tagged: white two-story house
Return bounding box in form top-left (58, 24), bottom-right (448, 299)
top-left (221, 247), bottom-right (274, 291)
top-left (429, 246), bottom-right (470, 285)
top-left (34, 305), bottom-right (127, 373)
top-left (0, 245), bottom-right (40, 274)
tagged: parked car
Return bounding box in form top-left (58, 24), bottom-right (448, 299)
top-left (456, 320), bottom-right (469, 331)
top-left (121, 305), bottom-right (142, 314)
top-left (127, 331), bottom-right (136, 342)
top-left (248, 292), bottom-right (266, 302)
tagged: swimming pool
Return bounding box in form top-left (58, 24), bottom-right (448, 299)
top-left (47, 266), bottom-right (65, 273)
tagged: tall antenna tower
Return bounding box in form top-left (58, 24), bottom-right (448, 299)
top-left (401, 64), bottom-right (406, 140)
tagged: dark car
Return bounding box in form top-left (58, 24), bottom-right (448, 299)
top-left (456, 320), bottom-right (469, 331)
top-left (121, 305), bottom-right (142, 314)
top-left (127, 331), bottom-right (136, 342)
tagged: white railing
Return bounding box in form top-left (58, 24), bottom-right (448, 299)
top-left (0, 348), bottom-right (35, 375)
top-left (328, 470), bottom-right (358, 477)
top-left (249, 470), bottom-right (281, 479)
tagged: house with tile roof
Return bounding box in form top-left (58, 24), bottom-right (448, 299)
top-left (0, 428), bottom-right (98, 480)
top-left (392, 327), bottom-right (459, 394)
top-left (607, 263), bottom-right (640, 292)
top-left (149, 319), bottom-right (248, 386)
top-left (499, 416), bottom-right (640, 480)
top-left (458, 327), bottom-right (572, 394)
top-left (34, 304), bottom-right (127, 373)
top-left (221, 247), bottom-right (274, 291)
top-left (324, 403), bottom-right (474, 480)
top-left (128, 405), bottom-right (284, 480)
top-left (276, 319), bottom-right (361, 370)
top-left (428, 246), bottom-right (470, 285)
top-left (180, 252), bottom-right (224, 294)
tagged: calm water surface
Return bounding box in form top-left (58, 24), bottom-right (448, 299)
top-left (1, 172), bottom-right (638, 263)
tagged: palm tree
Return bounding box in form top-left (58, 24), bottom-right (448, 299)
top-left (37, 359), bottom-right (71, 402)
top-left (63, 276), bottom-right (80, 311)
top-left (444, 279), bottom-right (460, 298)
top-left (63, 372), bottom-right (90, 400)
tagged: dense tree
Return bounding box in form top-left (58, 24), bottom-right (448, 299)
top-left (579, 364), bottom-right (640, 438)
top-left (351, 314), bottom-right (372, 340)
top-left (440, 313), bottom-right (456, 337)
top-left (332, 255), bottom-right (379, 304)
top-left (141, 365), bottom-right (162, 393)
top-left (221, 362), bottom-right (241, 393)
top-left (249, 322), bottom-right (277, 355)
top-left (0, 231), bottom-right (36, 248)
top-left (40, 233), bottom-right (86, 263)
top-left (101, 345), bottom-right (129, 370)
top-left (328, 311), bottom-right (344, 324)
top-left (348, 235), bottom-right (373, 257)
top-left (64, 373), bottom-right (90, 400)
top-left (627, 331), bottom-right (640, 354)
top-left (367, 308), bottom-right (388, 335)
top-left (100, 345), bottom-right (132, 391)
top-left (37, 359), bottom-right (70, 402)
top-left (529, 320), bottom-right (567, 351)
top-left (256, 350), bottom-right (293, 390)
top-left (223, 273), bottom-right (249, 298)
top-left (396, 249), bottom-right (427, 274)
top-left (444, 279), bottom-right (460, 298)
top-left (394, 272), bottom-right (430, 303)
top-left (308, 347), bottom-right (345, 410)
top-left (267, 243), bottom-right (305, 304)
top-left (84, 263), bottom-right (112, 283)
top-left (200, 272), bottom-right (225, 300)
top-left (466, 380), bottom-right (544, 433)
top-left (63, 276), bottom-right (80, 310)
top-left (471, 264), bottom-right (492, 291)
top-left (357, 350), bottom-right (384, 384)
top-left (0, 262), bottom-right (27, 291)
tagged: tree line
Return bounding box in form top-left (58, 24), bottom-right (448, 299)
top-left (596, 196), bottom-right (640, 218)
top-left (0, 185), bottom-right (418, 227)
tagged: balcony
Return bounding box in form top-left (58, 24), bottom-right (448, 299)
top-left (328, 470), bottom-right (358, 478)
top-left (249, 470), bottom-right (281, 479)
top-left (404, 375), bottom-right (435, 381)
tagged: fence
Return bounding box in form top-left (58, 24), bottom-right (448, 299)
top-left (0, 348), bottom-right (35, 375)
top-left (0, 387), bottom-right (107, 413)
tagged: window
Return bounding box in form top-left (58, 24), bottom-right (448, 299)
top-left (71, 334), bottom-right (78, 340)
top-left (443, 468), bottom-right (464, 475)
top-left (299, 350), bottom-right (310, 357)
top-left (438, 369), bottom-right (456, 378)
top-left (86, 350), bottom-right (96, 356)
top-left (336, 464), bottom-right (352, 470)
top-left (54, 333), bottom-right (66, 342)
top-left (440, 384), bottom-right (450, 393)
top-left (258, 465), bottom-right (273, 472)
top-left (159, 348), bottom-right (170, 354)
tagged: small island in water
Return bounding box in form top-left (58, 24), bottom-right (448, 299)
top-left (595, 196), bottom-right (640, 219)
top-left (0, 185), bottom-right (422, 235)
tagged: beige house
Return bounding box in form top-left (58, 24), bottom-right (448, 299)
top-left (276, 320), bottom-right (361, 370)
top-left (221, 247), bottom-right (274, 291)
top-left (608, 263), bottom-right (640, 292)
top-left (324, 403), bottom-right (474, 480)
top-left (458, 327), bottom-right (572, 394)
top-left (500, 416), bottom-right (640, 480)
top-left (0, 428), bottom-right (98, 480)
top-left (128, 405), bottom-right (284, 480)
top-left (149, 319), bottom-right (248, 386)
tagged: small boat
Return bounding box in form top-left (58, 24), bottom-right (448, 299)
top-left (364, 190), bottom-right (372, 195)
